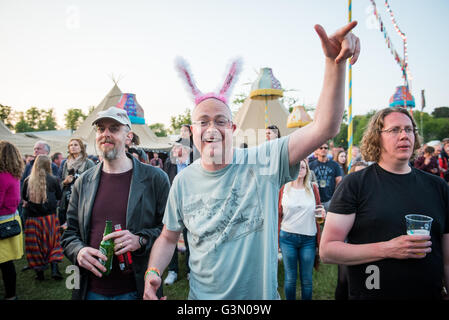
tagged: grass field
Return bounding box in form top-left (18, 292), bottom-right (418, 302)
top-left (1, 250), bottom-right (338, 300)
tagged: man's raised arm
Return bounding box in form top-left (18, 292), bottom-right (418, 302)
top-left (289, 21), bottom-right (360, 166)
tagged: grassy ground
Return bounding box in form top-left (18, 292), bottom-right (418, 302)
top-left (1, 251), bottom-right (338, 300)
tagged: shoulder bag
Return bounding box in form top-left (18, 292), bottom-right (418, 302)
top-left (0, 212), bottom-right (21, 239)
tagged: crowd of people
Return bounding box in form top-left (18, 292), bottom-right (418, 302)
top-left (1, 20), bottom-right (449, 301)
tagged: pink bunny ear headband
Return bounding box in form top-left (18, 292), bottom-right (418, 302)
top-left (175, 56), bottom-right (243, 107)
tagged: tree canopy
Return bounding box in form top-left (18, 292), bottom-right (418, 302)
top-left (13, 107), bottom-right (58, 132)
top-left (169, 108), bottom-right (191, 133)
top-left (65, 108), bottom-right (88, 131)
top-left (148, 123), bottom-right (169, 137)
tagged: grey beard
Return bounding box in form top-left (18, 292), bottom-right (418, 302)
top-left (99, 147), bottom-right (118, 161)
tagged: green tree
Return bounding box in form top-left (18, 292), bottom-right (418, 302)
top-left (0, 104), bottom-right (13, 129)
top-left (414, 110), bottom-right (449, 142)
top-left (65, 108), bottom-right (87, 131)
top-left (334, 122), bottom-right (348, 148)
top-left (431, 106), bottom-right (449, 118)
top-left (25, 106), bottom-right (41, 131)
top-left (170, 108), bottom-right (191, 133)
top-left (149, 123), bottom-right (168, 137)
top-left (13, 107), bottom-right (59, 132)
top-left (232, 93), bottom-right (247, 108)
top-left (14, 112), bottom-right (33, 133)
top-left (333, 109), bottom-right (376, 148)
top-left (38, 108), bottom-right (57, 131)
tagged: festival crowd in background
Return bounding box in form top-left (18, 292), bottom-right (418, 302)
top-left (1, 122), bottom-right (449, 300)
top-left (1, 20), bottom-right (449, 301)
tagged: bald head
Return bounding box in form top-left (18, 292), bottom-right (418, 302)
top-left (192, 98), bottom-right (232, 121)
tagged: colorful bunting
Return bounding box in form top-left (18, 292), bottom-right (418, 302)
top-left (369, 0), bottom-right (412, 87)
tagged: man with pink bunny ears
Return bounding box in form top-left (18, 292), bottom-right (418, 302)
top-left (144, 21), bottom-right (360, 300)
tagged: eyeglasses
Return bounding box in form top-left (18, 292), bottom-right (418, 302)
top-left (94, 124), bottom-right (122, 134)
top-left (379, 127), bottom-right (416, 136)
top-left (191, 118), bottom-right (231, 128)
top-left (319, 146), bottom-right (329, 150)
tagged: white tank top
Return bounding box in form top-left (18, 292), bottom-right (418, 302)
top-left (281, 186), bottom-right (317, 236)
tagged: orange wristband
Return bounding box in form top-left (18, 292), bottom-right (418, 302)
top-left (145, 267), bottom-right (161, 280)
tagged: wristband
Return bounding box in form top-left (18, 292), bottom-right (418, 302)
top-left (145, 267), bottom-right (161, 280)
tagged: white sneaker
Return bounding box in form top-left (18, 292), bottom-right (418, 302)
top-left (164, 271), bottom-right (178, 285)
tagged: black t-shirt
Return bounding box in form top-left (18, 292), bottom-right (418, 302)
top-left (309, 159), bottom-right (342, 202)
top-left (329, 163), bottom-right (449, 299)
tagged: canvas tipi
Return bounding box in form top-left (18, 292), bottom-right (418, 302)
top-left (72, 83), bottom-right (172, 154)
top-left (233, 68), bottom-right (296, 147)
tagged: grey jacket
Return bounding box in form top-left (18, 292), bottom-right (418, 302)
top-left (61, 154), bottom-right (170, 300)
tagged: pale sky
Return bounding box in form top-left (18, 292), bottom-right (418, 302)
top-left (1, 0), bottom-right (448, 128)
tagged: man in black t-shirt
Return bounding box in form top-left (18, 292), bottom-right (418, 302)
top-left (309, 142), bottom-right (342, 211)
top-left (320, 107), bottom-right (449, 300)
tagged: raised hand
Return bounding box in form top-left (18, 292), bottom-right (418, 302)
top-left (314, 21), bottom-right (360, 65)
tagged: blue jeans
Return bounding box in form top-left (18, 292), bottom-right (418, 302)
top-left (279, 230), bottom-right (316, 300)
top-left (86, 291), bottom-right (138, 300)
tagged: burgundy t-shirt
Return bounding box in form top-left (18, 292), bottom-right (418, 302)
top-left (88, 169), bottom-right (137, 296)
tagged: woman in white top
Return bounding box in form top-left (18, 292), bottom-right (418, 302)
top-left (279, 160), bottom-right (324, 300)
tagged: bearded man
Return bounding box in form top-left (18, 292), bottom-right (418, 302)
top-left (61, 107), bottom-right (170, 300)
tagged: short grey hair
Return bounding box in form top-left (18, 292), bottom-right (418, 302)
top-left (35, 141), bottom-right (50, 154)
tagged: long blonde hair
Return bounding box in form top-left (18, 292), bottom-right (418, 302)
top-left (285, 160), bottom-right (313, 196)
top-left (27, 155), bottom-right (51, 203)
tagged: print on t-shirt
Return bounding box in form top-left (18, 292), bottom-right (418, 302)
top-left (182, 168), bottom-right (263, 253)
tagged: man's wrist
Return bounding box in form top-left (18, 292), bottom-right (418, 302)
top-left (139, 235), bottom-right (148, 249)
top-left (145, 267), bottom-right (161, 281)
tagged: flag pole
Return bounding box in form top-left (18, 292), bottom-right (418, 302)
top-left (347, 0), bottom-right (354, 171)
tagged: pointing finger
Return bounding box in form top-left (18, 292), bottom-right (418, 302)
top-left (336, 20), bottom-right (358, 40)
top-left (314, 24), bottom-right (329, 46)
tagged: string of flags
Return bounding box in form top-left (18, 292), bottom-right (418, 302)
top-left (369, 0), bottom-right (412, 87)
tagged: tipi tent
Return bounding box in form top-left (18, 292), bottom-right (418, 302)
top-left (233, 68), bottom-right (296, 147)
top-left (0, 119), bottom-right (13, 137)
top-left (72, 83), bottom-right (172, 155)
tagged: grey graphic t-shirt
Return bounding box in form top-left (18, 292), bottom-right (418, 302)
top-left (163, 136), bottom-right (299, 299)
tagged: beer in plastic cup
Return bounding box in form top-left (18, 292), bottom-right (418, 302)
top-left (315, 205), bottom-right (325, 224)
top-left (405, 214), bottom-right (433, 256)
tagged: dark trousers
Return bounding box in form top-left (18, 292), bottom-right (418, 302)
top-left (334, 264), bottom-right (349, 300)
top-left (0, 260), bottom-right (16, 298)
top-left (168, 228), bottom-right (190, 274)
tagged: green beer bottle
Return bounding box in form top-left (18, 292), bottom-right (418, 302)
top-left (98, 220), bottom-right (114, 276)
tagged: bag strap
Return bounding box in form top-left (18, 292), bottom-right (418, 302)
top-left (312, 183), bottom-right (321, 206)
top-left (312, 182), bottom-right (322, 270)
